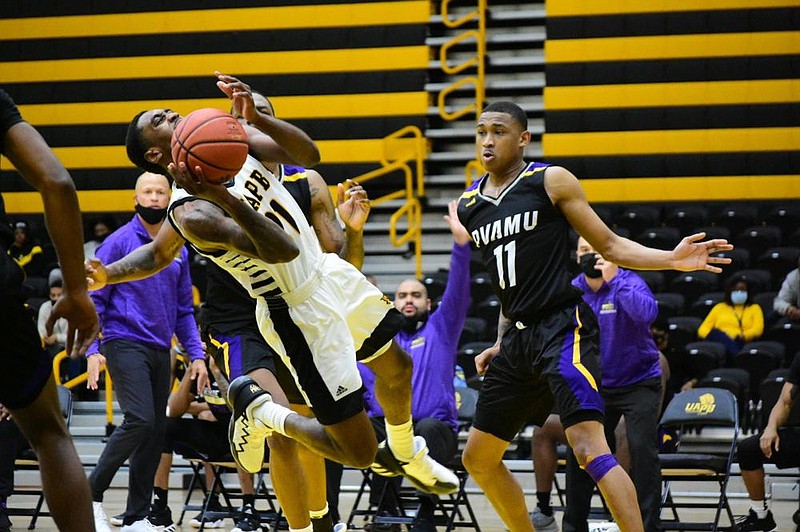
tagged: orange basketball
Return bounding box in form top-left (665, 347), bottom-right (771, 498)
top-left (170, 108), bottom-right (248, 184)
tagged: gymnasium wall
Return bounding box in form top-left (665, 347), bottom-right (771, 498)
top-left (543, 0), bottom-right (800, 202)
top-left (0, 0), bottom-right (431, 213)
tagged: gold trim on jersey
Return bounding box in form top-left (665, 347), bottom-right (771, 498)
top-left (571, 307), bottom-right (598, 392)
top-left (208, 334), bottom-right (231, 380)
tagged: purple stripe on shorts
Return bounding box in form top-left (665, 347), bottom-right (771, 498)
top-left (557, 308), bottom-right (603, 413)
top-left (212, 332), bottom-right (243, 381)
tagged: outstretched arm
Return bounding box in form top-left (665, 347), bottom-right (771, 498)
top-left (5, 120), bottom-right (99, 357)
top-left (545, 166), bottom-right (733, 272)
top-left (216, 72), bottom-right (320, 168)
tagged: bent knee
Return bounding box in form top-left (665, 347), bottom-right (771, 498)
top-left (462, 447), bottom-right (496, 477)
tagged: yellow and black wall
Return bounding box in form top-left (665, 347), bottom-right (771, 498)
top-left (543, 0), bottom-right (800, 202)
top-left (0, 0), bottom-right (431, 213)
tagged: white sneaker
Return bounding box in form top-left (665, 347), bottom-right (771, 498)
top-left (228, 376), bottom-right (273, 474)
top-left (588, 522), bottom-right (620, 532)
top-left (333, 523), bottom-right (348, 532)
top-left (93, 502), bottom-right (113, 532)
top-left (121, 518), bottom-right (161, 531)
top-left (110, 513), bottom-right (125, 527)
top-left (371, 435), bottom-right (459, 495)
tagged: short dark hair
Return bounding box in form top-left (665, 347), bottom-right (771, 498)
top-left (49, 279), bottom-right (62, 289)
top-left (125, 111), bottom-right (168, 176)
top-left (482, 101), bottom-right (528, 131)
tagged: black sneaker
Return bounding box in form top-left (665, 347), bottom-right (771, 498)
top-left (146, 504), bottom-right (176, 531)
top-left (735, 509), bottom-right (777, 531)
top-left (231, 503), bottom-right (261, 532)
top-left (228, 376), bottom-right (273, 474)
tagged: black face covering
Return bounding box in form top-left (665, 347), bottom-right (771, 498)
top-left (135, 204), bottom-right (167, 225)
top-left (579, 253), bottom-right (603, 279)
top-left (400, 313), bottom-right (428, 334)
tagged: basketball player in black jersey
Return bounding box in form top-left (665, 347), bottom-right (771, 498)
top-left (1, 88), bottom-right (100, 531)
top-left (454, 101), bottom-right (733, 531)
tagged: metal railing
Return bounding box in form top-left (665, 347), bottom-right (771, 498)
top-left (53, 349), bottom-right (116, 434)
top-left (351, 125), bottom-right (426, 279)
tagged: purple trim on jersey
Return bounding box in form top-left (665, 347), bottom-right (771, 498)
top-left (211, 331), bottom-right (244, 380)
top-left (469, 161), bottom-right (551, 193)
top-left (557, 309), bottom-right (603, 413)
top-left (282, 165), bottom-right (306, 177)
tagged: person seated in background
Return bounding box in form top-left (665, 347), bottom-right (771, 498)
top-left (0, 403), bottom-right (33, 532)
top-left (697, 275), bottom-right (764, 363)
top-left (83, 217), bottom-right (116, 261)
top-left (734, 351), bottom-right (800, 531)
top-left (8, 221), bottom-right (44, 279)
top-left (37, 280), bottom-right (68, 358)
top-left (774, 256), bottom-right (800, 322)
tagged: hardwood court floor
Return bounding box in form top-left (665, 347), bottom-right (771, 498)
top-left (8, 481), bottom-right (798, 531)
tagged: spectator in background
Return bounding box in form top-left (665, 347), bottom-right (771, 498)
top-left (8, 221), bottom-right (44, 278)
top-left (83, 217), bottom-right (116, 261)
top-left (734, 351), bottom-right (800, 531)
top-left (37, 279), bottom-right (68, 358)
top-left (774, 256), bottom-right (800, 322)
top-left (698, 275), bottom-right (764, 362)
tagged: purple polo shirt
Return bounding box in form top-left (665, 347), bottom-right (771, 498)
top-left (573, 268), bottom-right (661, 388)
top-left (87, 215), bottom-right (203, 361)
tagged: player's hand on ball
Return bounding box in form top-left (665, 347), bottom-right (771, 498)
top-left (168, 162), bottom-right (226, 201)
top-left (215, 71), bottom-right (257, 124)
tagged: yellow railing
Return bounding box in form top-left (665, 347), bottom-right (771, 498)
top-left (437, 0), bottom-right (486, 122)
top-left (351, 125), bottom-right (426, 278)
top-left (53, 349), bottom-right (116, 429)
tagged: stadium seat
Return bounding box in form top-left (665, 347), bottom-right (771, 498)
top-left (614, 205), bottom-right (661, 232)
top-left (762, 319), bottom-right (800, 365)
top-left (734, 341), bottom-right (785, 402)
top-left (458, 316), bottom-right (489, 348)
top-left (669, 271), bottom-right (719, 309)
top-left (654, 292), bottom-right (686, 319)
top-left (688, 291), bottom-right (725, 319)
top-left (693, 225), bottom-right (731, 242)
top-left (469, 272), bottom-right (495, 309)
top-left (635, 226), bottom-right (681, 250)
top-left (698, 367), bottom-right (752, 432)
top-left (591, 204), bottom-right (614, 226)
top-left (752, 291), bottom-right (779, 327)
top-left (664, 204), bottom-right (709, 234)
top-left (713, 204), bottom-right (758, 236)
top-left (735, 225), bottom-right (782, 262)
top-left (667, 316), bottom-right (701, 355)
top-left (422, 271), bottom-right (449, 301)
top-left (787, 227), bottom-right (800, 248)
top-left (763, 203), bottom-right (800, 238)
top-left (724, 268), bottom-right (772, 293)
top-left (756, 247), bottom-right (800, 285)
top-left (636, 270), bottom-right (665, 294)
top-left (757, 368), bottom-right (800, 432)
top-left (684, 341), bottom-right (726, 382)
top-left (658, 388), bottom-right (739, 531)
top-left (711, 248), bottom-right (750, 279)
top-left (457, 341), bottom-right (494, 381)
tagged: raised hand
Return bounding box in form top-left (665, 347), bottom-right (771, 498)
top-left (444, 199), bottom-right (471, 246)
top-left (671, 233), bottom-right (733, 273)
top-left (215, 71), bottom-right (257, 124)
top-left (48, 291), bottom-right (99, 359)
top-left (337, 179), bottom-right (370, 232)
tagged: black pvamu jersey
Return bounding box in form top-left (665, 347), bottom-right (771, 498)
top-left (457, 161), bottom-right (581, 322)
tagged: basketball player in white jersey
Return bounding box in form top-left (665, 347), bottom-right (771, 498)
top-left (90, 73), bottom-right (458, 530)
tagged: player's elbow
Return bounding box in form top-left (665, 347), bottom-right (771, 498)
top-left (267, 241), bottom-right (300, 263)
top-left (38, 167), bottom-right (76, 195)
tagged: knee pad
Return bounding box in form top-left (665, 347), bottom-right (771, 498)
top-left (582, 453), bottom-right (618, 484)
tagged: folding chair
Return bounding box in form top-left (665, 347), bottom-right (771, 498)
top-left (698, 368), bottom-right (751, 433)
top-left (8, 385), bottom-right (74, 530)
top-left (658, 387), bottom-right (739, 531)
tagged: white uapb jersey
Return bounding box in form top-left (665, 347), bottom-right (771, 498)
top-left (168, 155), bottom-right (321, 299)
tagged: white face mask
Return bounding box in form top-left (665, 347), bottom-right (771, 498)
top-left (731, 290), bottom-right (748, 305)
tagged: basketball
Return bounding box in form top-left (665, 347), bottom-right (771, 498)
top-left (170, 108), bottom-right (248, 184)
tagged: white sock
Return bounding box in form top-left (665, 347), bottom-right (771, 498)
top-left (309, 503), bottom-right (329, 519)
top-left (289, 525), bottom-right (313, 532)
top-left (385, 419), bottom-right (415, 462)
top-left (750, 499), bottom-right (769, 518)
top-left (251, 400), bottom-right (292, 435)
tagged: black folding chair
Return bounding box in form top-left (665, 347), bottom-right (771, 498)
top-left (658, 388), bottom-right (739, 531)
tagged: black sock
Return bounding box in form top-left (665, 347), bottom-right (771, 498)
top-left (242, 494), bottom-right (255, 507)
top-left (153, 487), bottom-right (168, 510)
top-left (536, 491), bottom-right (553, 516)
top-left (311, 511), bottom-right (334, 532)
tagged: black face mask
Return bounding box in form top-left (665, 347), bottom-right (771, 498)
top-left (579, 253), bottom-right (603, 279)
top-left (95, 232), bottom-right (110, 243)
top-left (400, 313), bottom-right (428, 334)
top-left (135, 204), bottom-right (167, 225)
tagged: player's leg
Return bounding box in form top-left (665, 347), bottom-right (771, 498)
top-left (531, 413), bottom-right (564, 528)
top-left (292, 403), bottom-right (337, 532)
top-left (11, 378), bottom-right (95, 532)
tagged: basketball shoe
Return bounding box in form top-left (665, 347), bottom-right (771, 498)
top-left (370, 436), bottom-right (459, 495)
top-left (228, 376), bottom-right (273, 474)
